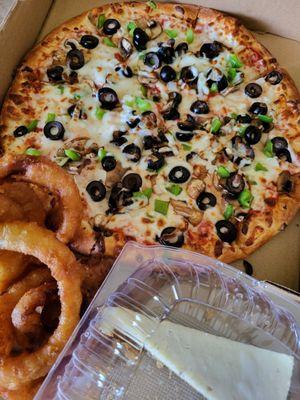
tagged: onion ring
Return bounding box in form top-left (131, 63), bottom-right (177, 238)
top-left (0, 251), bottom-right (31, 294)
top-left (0, 184), bottom-right (46, 294)
top-left (0, 378), bottom-right (43, 400)
top-left (0, 182), bottom-right (46, 226)
top-left (11, 282), bottom-right (57, 336)
top-left (0, 268), bottom-right (52, 357)
top-left (70, 220), bottom-right (104, 256)
top-left (0, 155), bottom-right (83, 243)
top-left (0, 194), bottom-right (24, 222)
top-left (0, 222), bottom-right (82, 390)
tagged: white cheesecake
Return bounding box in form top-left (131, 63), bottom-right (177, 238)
top-left (99, 306), bottom-right (294, 400)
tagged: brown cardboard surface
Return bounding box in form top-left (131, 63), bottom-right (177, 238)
top-left (0, 0), bottom-right (299, 290)
top-left (0, 0), bottom-right (53, 103)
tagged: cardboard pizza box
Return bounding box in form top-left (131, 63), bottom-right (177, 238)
top-left (0, 0), bottom-right (299, 292)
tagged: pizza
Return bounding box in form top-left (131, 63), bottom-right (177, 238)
top-left (0, 1), bottom-right (299, 264)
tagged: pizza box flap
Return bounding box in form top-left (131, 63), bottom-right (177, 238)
top-left (0, 0), bottom-right (299, 291)
top-left (0, 0), bottom-right (52, 104)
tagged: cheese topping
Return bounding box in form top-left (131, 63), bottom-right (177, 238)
top-left (2, 9), bottom-right (299, 250)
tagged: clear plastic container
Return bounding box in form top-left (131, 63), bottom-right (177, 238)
top-left (35, 242), bottom-right (300, 400)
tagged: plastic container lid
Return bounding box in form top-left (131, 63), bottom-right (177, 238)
top-left (35, 242), bottom-right (300, 400)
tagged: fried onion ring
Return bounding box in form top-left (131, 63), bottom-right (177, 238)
top-left (0, 184), bottom-right (46, 294)
top-left (0, 268), bottom-right (52, 357)
top-left (0, 222), bottom-right (82, 390)
top-left (0, 155), bottom-right (83, 243)
top-left (0, 378), bottom-right (43, 400)
top-left (0, 194), bottom-right (24, 222)
top-left (11, 282), bottom-right (57, 337)
top-left (0, 251), bottom-right (31, 294)
top-left (0, 182), bottom-right (46, 226)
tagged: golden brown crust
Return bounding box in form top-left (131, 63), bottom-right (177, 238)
top-left (89, 1), bottom-right (199, 27)
top-left (195, 6), bottom-right (278, 77)
top-left (237, 175), bottom-right (300, 256)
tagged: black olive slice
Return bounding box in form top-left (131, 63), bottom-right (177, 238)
top-left (133, 28), bottom-right (149, 51)
top-left (121, 66), bottom-right (133, 78)
top-left (168, 92), bottom-right (182, 107)
top-left (43, 121), bottom-right (65, 141)
top-left (160, 66), bottom-right (176, 83)
top-left (157, 45), bottom-right (175, 64)
top-left (143, 135), bottom-right (160, 150)
top-left (206, 68), bottom-right (228, 92)
top-left (68, 71), bottom-right (78, 84)
top-left (260, 121), bottom-right (273, 133)
top-left (65, 40), bottom-right (77, 50)
top-left (101, 156), bottom-right (116, 171)
top-left (80, 35), bottom-right (99, 49)
top-left (147, 152), bottom-right (165, 171)
top-left (236, 114), bottom-right (252, 123)
top-left (244, 125), bottom-right (262, 145)
top-left (175, 42), bottom-right (188, 56)
top-left (265, 70), bottom-right (283, 85)
top-left (196, 192), bottom-right (217, 210)
top-left (176, 132), bottom-right (194, 142)
top-left (271, 136), bottom-right (288, 153)
top-left (225, 173), bottom-right (245, 195)
top-left (186, 151), bottom-right (197, 162)
top-left (112, 136), bottom-right (127, 146)
top-left (158, 227), bottom-right (184, 248)
top-left (215, 220), bottom-right (237, 243)
top-left (47, 66), bottom-right (64, 82)
top-left (67, 49), bottom-right (85, 70)
top-left (163, 108), bottom-right (180, 121)
top-left (199, 41), bottom-right (222, 59)
top-left (144, 52), bottom-right (161, 70)
top-left (98, 87), bottom-right (119, 110)
top-left (67, 104), bottom-right (76, 118)
top-left (180, 66), bottom-right (198, 83)
top-left (67, 104), bottom-right (83, 119)
top-left (86, 181), bottom-right (106, 202)
top-left (122, 144), bottom-right (141, 162)
top-left (177, 117), bottom-right (197, 132)
top-left (244, 83), bottom-right (262, 98)
top-left (103, 19), bottom-right (121, 35)
top-left (126, 118), bottom-right (140, 128)
top-left (111, 130), bottom-right (127, 146)
top-left (249, 102), bottom-right (268, 115)
top-left (169, 166), bottom-right (190, 183)
top-left (122, 173), bottom-right (142, 192)
top-left (190, 100), bottom-right (209, 115)
top-left (276, 148), bottom-right (292, 163)
top-left (13, 126), bottom-right (29, 138)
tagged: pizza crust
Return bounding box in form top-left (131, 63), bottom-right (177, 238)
top-left (195, 6), bottom-right (278, 77)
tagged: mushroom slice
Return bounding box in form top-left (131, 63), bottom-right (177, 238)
top-left (193, 164), bottom-right (208, 179)
top-left (212, 172), bottom-right (224, 191)
top-left (277, 171), bottom-right (294, 193)
top-left (119, 37), bottom-right (133, 59)
top-left (146, 20), bottom-right (163, 39)
top-left (105, 161), bottom-right (128, 189)
top-left (137, 70), bottom-right (158, 85)
top-left (187, 179), bottom-right (206, 199)
top-left (170, 199), bottom-right (203, 226)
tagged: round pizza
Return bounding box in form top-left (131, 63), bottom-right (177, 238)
top-left (0, 1), bottom-right (299, 263)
